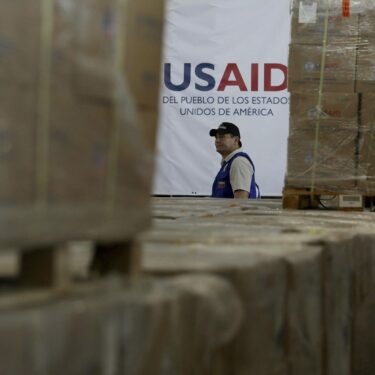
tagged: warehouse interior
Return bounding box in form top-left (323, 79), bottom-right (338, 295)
top-left (1, 0), bottom-right (375, 374)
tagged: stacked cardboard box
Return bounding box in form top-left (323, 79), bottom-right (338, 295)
top-left (287, 93), bottom-right (358, 190)
top-left (356, 8), bottom-right (375, 193)
top-left (125, 0), bottom-right (165, 150)
top-left (0, 275), bottom-right (243, 375)
top-left (358, 94), bottom-right (375, 191)
top-left (0, 0), bottom-right (165, 246)
top-left (288, 1), bottom-right (358, 94)
top-left (288, 43), bottom-right (357, 93)
top-left (286, 0), bottom-right (375, 194)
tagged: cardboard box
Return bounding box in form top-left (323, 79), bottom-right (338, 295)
top-left (359, 11), bottom-right (375, 37)
top-left (0, 88), bottom-right (36, 203)
top-left (71, 0), bottom-right (118, 101)
top-left (291, 12), bottom-right (359, 45)
top-left (47, 85), bottom-right (111, 203)
top-left (357, 94), bottom-right (375, 192)
top-left (139, 110), bottom-right (160, 150)
top-left (0, 0), bottom-right (164, 247)
top-left (0, 0), bottom-right (40, 88)
top-left (290, 0), bottom-right (358, 13)
top-left (125, 0), bottom-right (165, 111)
top-left (288, 43), bottom-right (356, 93)
top-left (289, 93), bottom-right (359, 131)
top-left (356, 37), bottom-right (375, 93)
top-left (73, 0), bottom-right (165, 111)
top-left (360, 94), bottom-right (375, 131)
top-left (285, 128), bottom-right (357, 191)
top-left (357, 129), bottom-right (375, 193)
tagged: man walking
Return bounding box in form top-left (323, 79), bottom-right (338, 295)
top-left (210, 122), bottom-right (259, 199)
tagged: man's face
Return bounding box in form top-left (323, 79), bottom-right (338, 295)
top-left (214, 133), bottom-right (239, 155)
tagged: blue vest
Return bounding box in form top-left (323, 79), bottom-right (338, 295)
top-left (211, 152), bottom-right (259, 199)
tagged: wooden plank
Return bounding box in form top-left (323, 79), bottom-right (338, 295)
top-left (282, 192), bottom-right (312, 209)
top-left (282, 188), bottom-right (370, 210)
top-left (282, 188), bottom-right (322, 209)
top-left (17, 239), bottom-right (140, 289)
top-left (20, 245), bottom-right (70, 288)
top-left (89, 240), bottom-right (141, 278)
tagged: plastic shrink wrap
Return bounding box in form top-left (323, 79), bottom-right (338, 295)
top-left (0, 0), bottom-right (164, 247)
top-left (286, 0), bottom-right (375, 194)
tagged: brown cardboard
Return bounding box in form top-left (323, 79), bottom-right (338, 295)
top-left (0, 0), bottom-right (40, 88)
top-left (359, 11), bottom-right (375, 37)
top-left (357, 129), bottom-right (375, 193)
top-left (291, 12), bottom-right (359, 45)
top-left (356, 37), bottom-right (375, 93)
top-left (71, 0), bottom-right (117, 101)
top-left (125, 0), bottom-right (165, 111)
top-left (288, 43), bottom-right (356, 93)
top-left (289, 93), bottom-right (359, 131)
top-left (357, 94), bottom-right (375, 193)
top-left (48, 85), bottom-right (111, 203)
top-left (0, 0), bottom-right (164, 246)
top-left (290, 0), bottom-right (356, 14)
top-left (0, 88), bottom-right (36, 203)
top-left (72, 0), bottom-right (165, 111)
top-left (139, 110), bottom-right (160, 150)
top-left (285, 128), bottom-right (357, 191)
top-left (360, 94), bottom-right (375, 131)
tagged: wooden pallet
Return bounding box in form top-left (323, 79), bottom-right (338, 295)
top-left (282, 188), bottom-right (375, 210)
top-left (10, 240), bottom-right (141, 289)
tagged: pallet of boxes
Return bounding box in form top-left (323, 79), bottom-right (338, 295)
top-left (0, 1), bottom-right (244, 374)
top-left (283, 0), bottom-right (375, 210)
top-left (0, 0), bottom-right (164, 283)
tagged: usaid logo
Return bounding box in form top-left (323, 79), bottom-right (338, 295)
top-left (307, 107), bottom-right (318, 118)
top-left (307, 106), bottom-right (329, 119)
top-left (164, 63), bottom-right (288, 92)
top-left (304, 154), bottom-right (313, 164)
top-left (304, 61), bottom-right (320, 72)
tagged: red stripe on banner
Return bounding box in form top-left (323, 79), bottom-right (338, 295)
top-left (343, 0), bottom-right (350, 17)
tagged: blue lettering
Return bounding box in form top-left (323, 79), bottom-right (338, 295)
top-left (164, 63), bottom-right (191, 91)
top-left (195, 63), bottom-right (215, 91)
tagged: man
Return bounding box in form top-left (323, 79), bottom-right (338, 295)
top-left (209, 122), bottom-right (259, 199)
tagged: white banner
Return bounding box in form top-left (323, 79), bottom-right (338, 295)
top-left (154, 0), bottom-right (291, 196)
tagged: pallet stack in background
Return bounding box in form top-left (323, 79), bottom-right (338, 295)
top-left (285, 0), bottom-right (375, 197)
top-left (0, 0), bottom-right (164, 247)
top-left (357, 6), bottom-right (375, 193)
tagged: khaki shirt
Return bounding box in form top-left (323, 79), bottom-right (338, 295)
top-left (222, 148), bottom-right (254, 193)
